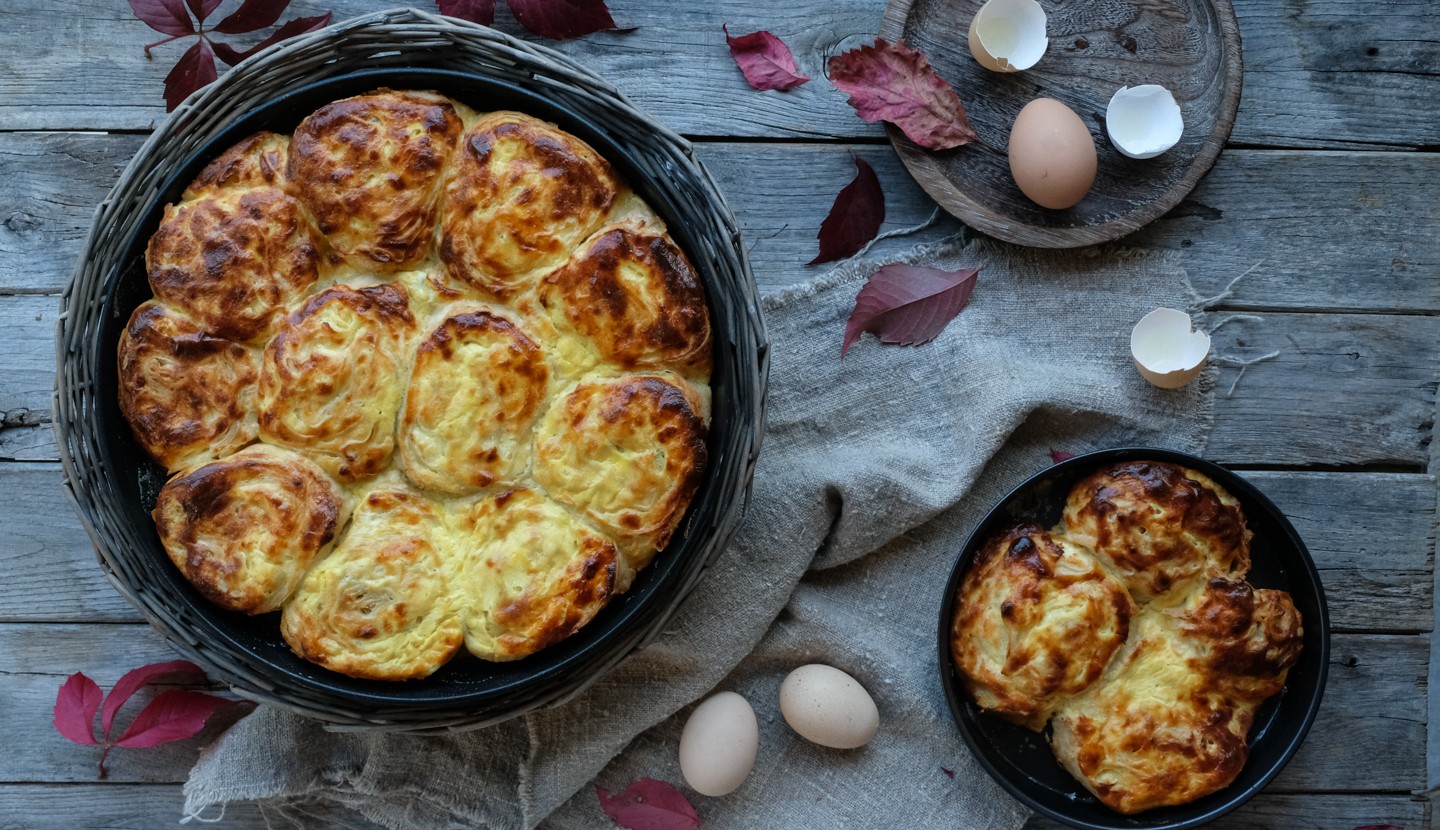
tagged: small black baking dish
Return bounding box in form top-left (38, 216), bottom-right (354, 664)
top-left (55, 11), bottom-right (767, 729)
top-left (937, 448), bottom-right (1329, 829)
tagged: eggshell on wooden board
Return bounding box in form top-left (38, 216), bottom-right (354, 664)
top-left (779, 664), bottom-right (880, 749)
top-left (679, 691), bottom-right (759, 796)
top-left (1008, 98), bottom-right (1097, 210)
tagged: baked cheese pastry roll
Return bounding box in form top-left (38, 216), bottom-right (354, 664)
top-left (450, 488), bottom-right (620, 661)
top-left (440, 111), bottom-right (620, 296)
top-left (118, 301), bottom-right (258, 470)
top-left (533, 374), bottom-right (707, 571)
top-left (537, 223), bottom-right (712, 378)
top-left (181, 131), bottom-right (289, 200)
top-left (258, 283), bottom-right (415, 481)
top-left (951, 525), bottom-right (1135, 730)
top-left (281, 488), bottom-right (464, 680)
top-left (398, 307), bottom-right (549, 494)
top-left (146, 185), bottom-right (323, 343)
top-left (1178, 577), bottom-right (1304, 701)
top-left (1049, 588), bottom-right (1297, 815)
top-left (153, 445), bottom-right (347, 614)
top-left (1062, 461), bottom-right (1252, 605)
top-left (289, 89), bottom-right (463, 269)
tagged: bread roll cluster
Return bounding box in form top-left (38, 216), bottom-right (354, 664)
top-left (951, 461), bottom-right (1303, 813)
top-left (119, 89), bottom-right (711, 680)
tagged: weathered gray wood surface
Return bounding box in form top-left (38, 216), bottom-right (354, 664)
top-left (0, 0), bottom-right (1434, 827)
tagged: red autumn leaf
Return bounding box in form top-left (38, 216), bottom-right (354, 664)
top-left (940, 766), bottom-right (955, 779)
top-left (596, 779), bottom-right (700, 830)
top-left (54, 673), bottom-right (104, 746)
top-left (213, 13), bottom-right (332, 66)
top-left (1050, 449), bottom-right (1075, 464)
top-left (114, 689), bottom-right (235, 748)
top-left (163, 39), bottom-right (218, 111)
top-left (828, 39), bottom-right (978, 150)
top-left (101, 660), bottom-right (205, 737)
top-left (508, 0), bottom-right (633, 40)
top-left (128, 0), bottom-right (195, 36)
top-left (842, 263), bottom-right (979, 357)
top-left (185, 0), bottom-right (224, 22)
top-left (723, 25), bottom-right (810, 92)
top-left (212, 0), bottom-right (290, 34)
top-left (437, 0), bottom-right (496, 25)
top-left (810, 155), bottom-right (885, 266)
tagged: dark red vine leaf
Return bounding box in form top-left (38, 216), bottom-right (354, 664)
top-left (54, 673), bottom-right (104, 746)
top-left (114, 689), bottom-right (236, 748)
top-left (809, 155), bottom-right (884, 266)
top-left (508, 0), bottom-right (633, 40)
top-left (163, 39), bottom-right (218, 111)
top-left (101, 660), bottom-right (205, 737)
top-left (185, 0), bottom-right (224, 22)
top-left (723, 25), bottom-right (810, 91)
top-left (828, 39), bottom-right (978, 151)
top-left (842, 263), bottom-right (980, 357)
top-left (1050, 449), bottom-right (1075, 464)
top-left (213, 13), bottom-right (332, 66)
top-left (437, 0), bottom-right (497, 25)
top-left (212, 0), bottom-right (290, 34)
top-left (596, 779), bottom-right (700, 830)
top-left (940, 766), bottom-right (956, 779)
top-left (128, 0), bottom-right (195, 36)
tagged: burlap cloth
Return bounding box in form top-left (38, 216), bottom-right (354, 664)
top-left (184, 237), bottom-right (1215, 829)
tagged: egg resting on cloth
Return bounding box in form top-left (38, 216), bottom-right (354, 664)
top-left (950, 461), bottom-right (1303, 813)
top-left (117, 89), bottom-right (713, 678)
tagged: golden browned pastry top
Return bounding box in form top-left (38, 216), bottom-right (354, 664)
top-left (281, 488), bottom-right (464, 680)
top-left (289, 89), bottom-right (463, 269)
top-left (450, 488), bottom-right (619, 661)
top-left (182, 131), bottom-right (290, 200)
top-left (121, 90), bottom-right (713, 680)
top-left (153, 445), bottom-right (347, 615)
top-left (118, 301), bottom-right (259, 470)
top-left (951, 461), bottom-right (1302, 815)
top-left (146, 185), bottom-right (323, 343)
top-left (539, 223), bottom-right (712, 377)
top-left (951, 526), bottom-right (1135, 730)
top-left (440, 111), bottom-right (620, 296)
top-left (1062, 461), bottom-right (1252, 605)
top-left (397, 306), bottom-right (549, 495)
top-left (258, 282), bottom-right (415, 482)
top-left (533, 374), bottom-right (708, 571)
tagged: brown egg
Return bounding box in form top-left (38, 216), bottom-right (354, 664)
top-left (1007, 98), bottom-right (1097, 210)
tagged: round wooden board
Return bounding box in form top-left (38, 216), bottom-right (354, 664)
top-left (879, 0), bottom-right (1242, 248)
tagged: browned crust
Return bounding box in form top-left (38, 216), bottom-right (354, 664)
top-left (952, 525), bottom-right (1134, 728)
top-left (145, 185), bottom-right (323, 343)
top-left (182, 131), bottom-right (289, 199)
top-left (117, 301), bottom-right (257, 469)
top-left (1063, 461), bottom-right (1252, 600)
top-left (493, 532), bottom-right (617, 660)
top-left (440, 112), bottom-right (618, 296)
top-left (540, 226), bottom-right (712, 373)
top-left (288, 89), bottom-right (462, 267)
top-left (152, 449), bottom-right (342, 614)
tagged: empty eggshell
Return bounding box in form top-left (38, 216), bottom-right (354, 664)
top-left (968, 0), bottom-right (1048, 73)
top-left (1106, 85), bottom-right (1184, 159)
top-left (779, 664), bottom-right (879, 750)
top-left (1131, 307), bottom-right (1210, 388)
top-left (679, 692), bottom-right (759, 797)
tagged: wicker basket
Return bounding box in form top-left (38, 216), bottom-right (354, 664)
top-left (54, 8), bottom-right (768, 730)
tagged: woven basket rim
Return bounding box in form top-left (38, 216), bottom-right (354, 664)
top-left (55, 9), bottom-right (770, 730)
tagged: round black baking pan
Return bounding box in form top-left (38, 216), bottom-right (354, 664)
top-left (937, 448), bottom-right (1329, 829)
top-left (80, 66), bottom-right (765, 723)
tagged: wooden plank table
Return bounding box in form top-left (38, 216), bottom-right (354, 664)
top-left (1, 0), bottom-right (1435, 827)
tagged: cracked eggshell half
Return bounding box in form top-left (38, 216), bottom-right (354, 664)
top-left (968, 0), bottom-right (1048, 73)
top-left (1131, 307), bottom-right (1210, 389)
top-left (1106, 85), bottom-right (1184, 159)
